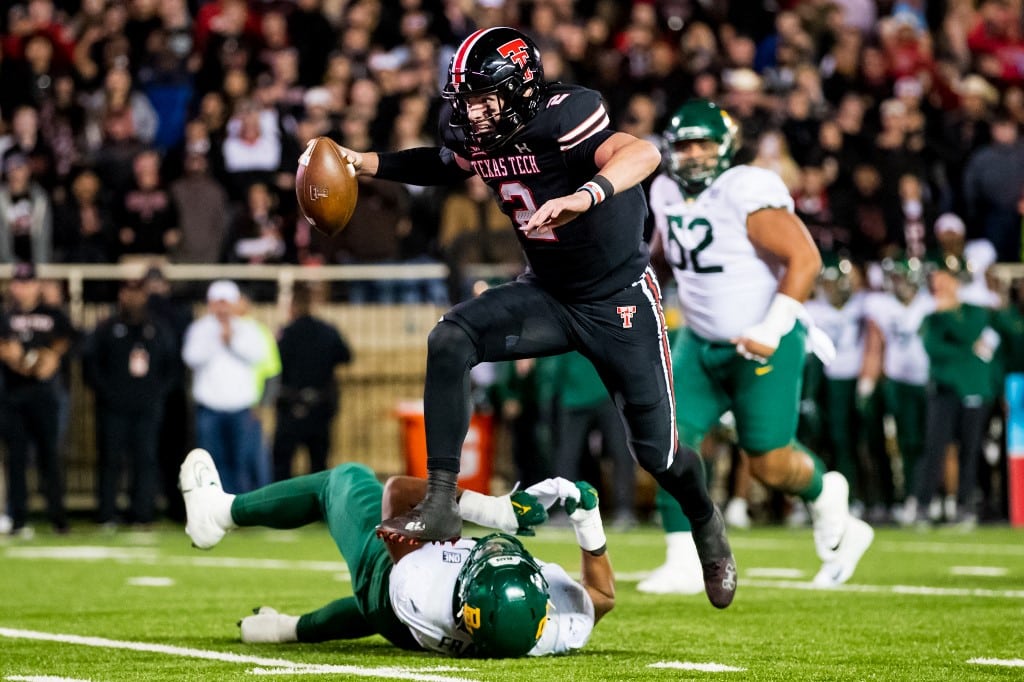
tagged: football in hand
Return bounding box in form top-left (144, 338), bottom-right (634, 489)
top-left (295, 136), bottom-right (358, 236)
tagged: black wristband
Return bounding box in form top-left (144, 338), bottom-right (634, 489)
top-left (592, 174), bottom-right (614, 200)
top-left (587, 544), bottom-right (608, 557)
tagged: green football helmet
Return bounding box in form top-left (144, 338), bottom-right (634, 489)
top-left (662, 99), bottom-right (739, 195)
top-left (454, 532), bottom-right (550, 658)
top-left (881, 255), bottom-right (924, 303)
top-left (818, 253), bottom-right (855, 308)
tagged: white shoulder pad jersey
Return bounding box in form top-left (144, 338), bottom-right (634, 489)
top-left (803, 291), bottom-right (868, 380)
top-left (388, 539), bottom-right (595, 657)
top-left (650, 165), bottom-right (794, 341)
top-left (863, 291), bottom-right (933, 386)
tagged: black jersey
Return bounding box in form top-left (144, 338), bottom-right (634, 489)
top-left (441, 84), bottom-right (650, 301)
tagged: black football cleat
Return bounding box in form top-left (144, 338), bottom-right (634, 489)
top-left (376, 491), bottom-right (462, 544)
top-left (692, 507), bottom-right (738, 609)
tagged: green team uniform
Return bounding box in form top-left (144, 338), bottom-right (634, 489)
top-left (649, 160), bottom-right (826, 533)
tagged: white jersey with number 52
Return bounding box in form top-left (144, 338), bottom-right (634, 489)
top-left (650, 165), bottom-right (794, 341)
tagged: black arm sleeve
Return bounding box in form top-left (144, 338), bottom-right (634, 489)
top-left (375, 147), bottom-right (474, 186)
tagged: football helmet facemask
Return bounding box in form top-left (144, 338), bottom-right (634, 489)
top-left (443, 27), bottom-right (545, 152)
top-left (453, 532), bottom-right (550, 658)
top-left (663, 99), bottom-right (738, 195)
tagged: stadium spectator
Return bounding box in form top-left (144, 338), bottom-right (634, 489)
top-left (0, 261), bottom-right (75, 536)
top-left (962, 109), bottom-right (1024, 262)
top-left (0, 153), bottom-right (52, 264)
top-left (82, 277), bottom-right (177, 528)
top-left (221, 98), bottom-right (282, 201)
top-left (223, 182), bottom-right (289, 268)
top-left (115, 149), bottom-right (180, 260)
top-left (272, 282), bottom-right (352, 481)
top-left (52, 167), bottom-right (113, 264)
top-left (169, 140), bottom-right (229, 265)
top-left (2, 105), bottom-right (56, 190)
top-left (182, 279), bottom-right (269, 494)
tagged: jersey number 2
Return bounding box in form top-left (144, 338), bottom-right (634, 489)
top-left (667, 216), bottom-right (722, 273)
top-left (499, 181), bottom-right (556, 241)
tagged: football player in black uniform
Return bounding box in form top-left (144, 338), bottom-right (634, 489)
top-left (333, 27), bottom-right (736, 608)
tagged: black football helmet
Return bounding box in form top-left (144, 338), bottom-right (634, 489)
top-left (442, 27), bottom-right (545, 152)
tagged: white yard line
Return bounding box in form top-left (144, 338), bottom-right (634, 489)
top-left (6, 676), bottom-right (93, 681)
top-left (967, 658), bottom-right (1024, 667)
top-left (0, 628), bottom-right (478, 682)
top-left (950, 566), bottom-right (1009, 577)
top-left (648, 661), bottom-right (746, 672)
top-left (739, 579), bottom-right (1024, 599)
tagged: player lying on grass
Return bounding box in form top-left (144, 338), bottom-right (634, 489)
top-left (179, 448), bottom-right (613, 657)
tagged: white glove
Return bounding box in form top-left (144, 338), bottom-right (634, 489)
top-left (567, 481), bottom-right (606, 553)
top-left (735, 293), bottom-right (803, 361)
top-left (806, 325), bottom-right (837, 365)
top-left (239, 606), bottom-right (299, 643)
top-left (524, 477), bottom-right (581, 510)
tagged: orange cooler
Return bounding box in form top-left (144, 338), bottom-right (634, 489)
top-left (396, 400), bottom-right (493, 494)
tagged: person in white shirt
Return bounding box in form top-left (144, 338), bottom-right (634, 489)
top-left (178, 448), bottom-right (613, 658)
top-left (182, 280), bottom-right (269, 493)
top-left (860, 258), bottom-right (934, 524)
top-left (641, 99), bottom-right (872, 594)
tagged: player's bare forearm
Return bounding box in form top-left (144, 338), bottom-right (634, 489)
top-left (581, 551), bottom-right (615, 623)
top-left (747, 208), bottom-right (821, 302)
top-left (592, 132), bottom-right (662, 192)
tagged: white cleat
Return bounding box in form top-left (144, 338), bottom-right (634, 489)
top-left (239, 606), bottom-right (300, 643)
top-left (637, 532), bottom-right (705, 595)
top-left (812, 517), bottom-right (874, 587)
top-left (724, 497), bottom-right (751, 530)
top-left (179, 448), bottom-right (231, 550)
top-left (636, 562), bottom-right (706, 595)
top-left (810, 471), bottom-right (850, 562)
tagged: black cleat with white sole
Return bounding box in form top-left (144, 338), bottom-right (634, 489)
top-left (692, 507), bottom-right (738, 609)
top-left (376, 490), bottom-right (462, 544)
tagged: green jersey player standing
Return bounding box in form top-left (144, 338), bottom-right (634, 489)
top-left (641, 99), bottom-right (874, 593)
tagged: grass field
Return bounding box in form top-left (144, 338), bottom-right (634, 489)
top-left (2, 520), bottom-right (1023, 681)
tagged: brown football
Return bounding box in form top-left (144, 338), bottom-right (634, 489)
top-left (295, 136), bottom-right (358, 236)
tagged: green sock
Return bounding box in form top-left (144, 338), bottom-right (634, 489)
top-left (794, 441), bottom-right (826, 502)
top-left (655, 487), bottom-right (692, 532)
top-left (231, 471), bottom-right (332, 528)
top-left (298, 597), bottom-right (374, 642)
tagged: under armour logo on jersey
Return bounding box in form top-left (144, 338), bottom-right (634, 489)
top-left (617, 306), bottom-right (637, 328)
top-left (497, 39), bottom-right (534, 81)
top-left (514, 142), bottom-right (532, 154)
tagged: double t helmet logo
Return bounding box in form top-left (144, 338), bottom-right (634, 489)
top-left (497, 39), bottom-right (534, 82)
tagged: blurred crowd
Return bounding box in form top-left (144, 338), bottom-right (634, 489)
top-left (3, 0), bottom-right (1024, 531)
top-left (1, 0), bottom-right (1023, 296)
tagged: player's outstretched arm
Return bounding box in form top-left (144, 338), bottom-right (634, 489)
top-left (524, 132), bottom-right (661, 235)
top-left (380, 476), bottom-right (547, 561)
top-left (567, 481), bottom-right (615, 623)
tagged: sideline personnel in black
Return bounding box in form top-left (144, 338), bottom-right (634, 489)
top-left (332, 27), bottom-right (736, 608)
top-left (82, 277), bottom-right (178, 526)
top-left (273, 282), bottom-right (352, 481)
top-left (0, 262), bottom-right (75, 535)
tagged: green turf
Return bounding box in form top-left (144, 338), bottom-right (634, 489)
top-left (2, 521), bottom-right (1023, 681)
